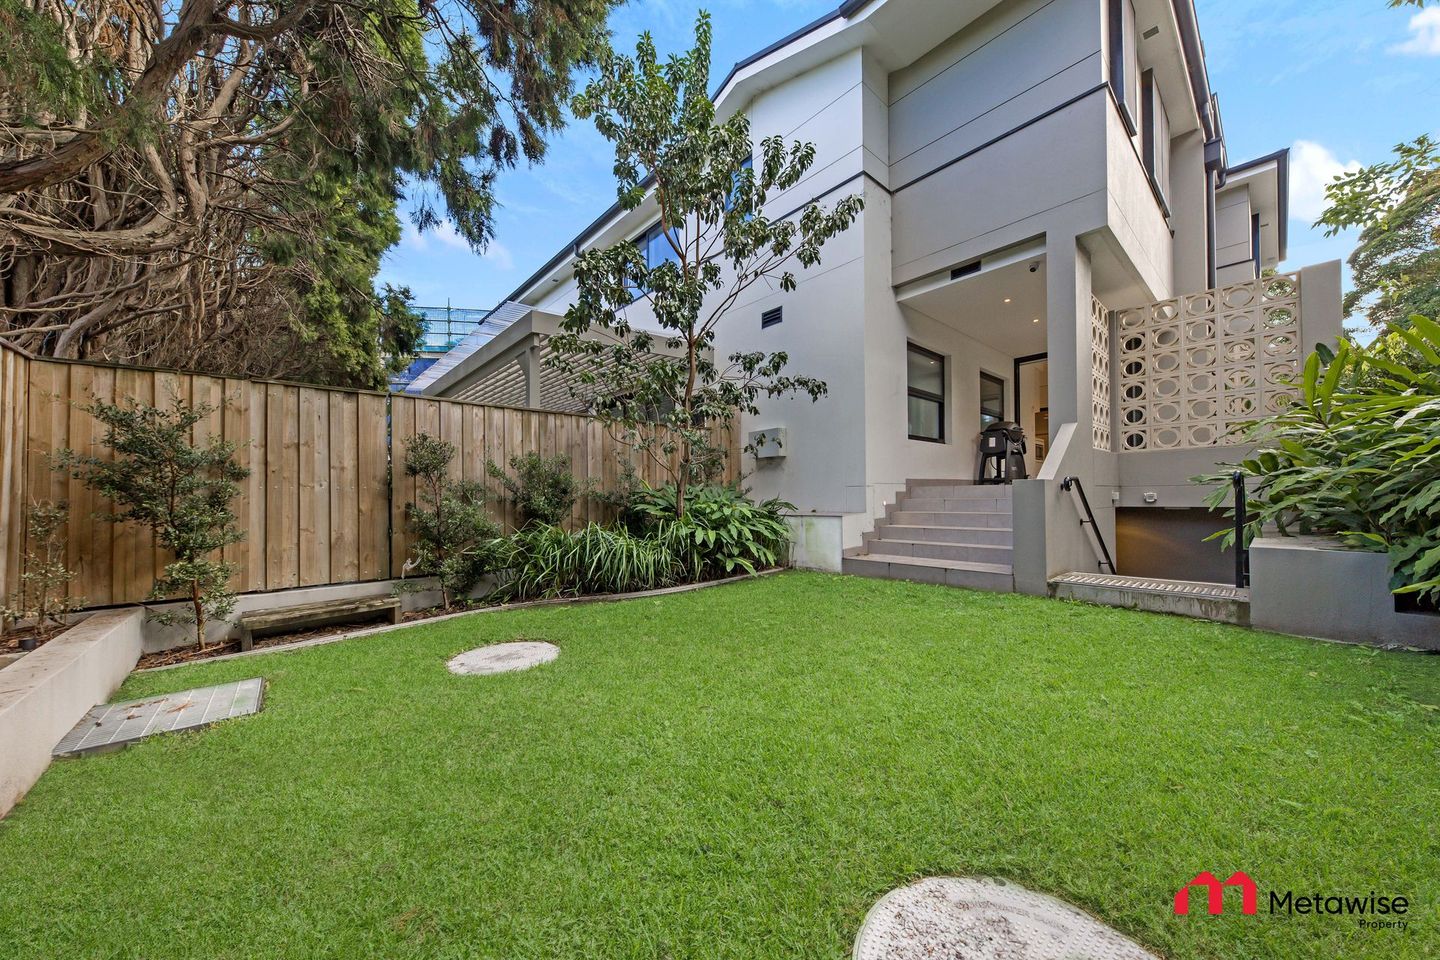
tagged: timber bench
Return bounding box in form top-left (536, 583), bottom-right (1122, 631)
top-left (236, 596), bottom-right (402, 651)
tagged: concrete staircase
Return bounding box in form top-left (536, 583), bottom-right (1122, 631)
top-left (842, 480), bottom-right (1014, 592)
top-left (1048, 572), bottom-right (1250, 625)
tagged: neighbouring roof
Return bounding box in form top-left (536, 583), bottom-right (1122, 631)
top-left (403, 300), bottom-right (532, 395)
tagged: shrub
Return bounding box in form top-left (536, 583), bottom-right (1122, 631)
top-left (403, 434), bottom-right (500, 607)
top-left (494, 523), bottom-right (681, 600)
top-left (486, 452), bottom-right (579, 527)
top-left (1198, 318), bottom-right (1440, 602)
top-left (1, 500), bottom-right (84, 648)
top-left (60, 398), bottom-right (248, 648)
top-left (630, 484), bottom-right (793, 578)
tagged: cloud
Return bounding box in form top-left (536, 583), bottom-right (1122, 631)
top-left (1288, 140), bottom-right (1362, 223)
top-left (1392, 7), bottom-right (1440, 55)
top-left (400, 222), bottom-right (514, 270)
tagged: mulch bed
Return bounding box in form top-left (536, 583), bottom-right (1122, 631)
top-left (1, 625), bottom-right (52, 654)
top-left (134, 604), bottom-right (463, 670)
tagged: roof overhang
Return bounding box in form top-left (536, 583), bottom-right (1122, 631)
top-left (1223, 148), bottom-right (1290, 265)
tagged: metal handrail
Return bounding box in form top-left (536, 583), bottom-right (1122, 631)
top-left (1232, 471), bottom-right (1250, 589)
top-left (1060, 475), bottom-right (1117, 574)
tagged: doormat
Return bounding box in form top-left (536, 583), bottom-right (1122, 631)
top-left (53, 678), bottom-right (265, 757)
top-left (854, 877), bottom-right (1158, 960)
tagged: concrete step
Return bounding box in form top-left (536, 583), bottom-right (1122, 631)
top-left (873, 524), bottom-right (1014, 546)
top-left (905, 481), bottom-right (1013, 500)
top-left (843, 553), bottom-right (1014, 593)
top-left (1048, 572), bottom-right (1250, 625)
top-left (888, 510), bottom-right (1012, 528)
top-left (895, 496), bottom-right (1012, 513)
top-left (861, 537), bottom-right (1013, 565)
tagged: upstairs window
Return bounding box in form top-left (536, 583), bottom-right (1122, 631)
top-left (642, 221), bottom-right (681, 270)
top-left (907, 343), bottom-right (946, 443)
top-left (1109, 0), bottom-right (1139, 133)
top-left (726, 155), bottom-right (754, 214)
top-left (1142, 70), bottom-right (1170, 206)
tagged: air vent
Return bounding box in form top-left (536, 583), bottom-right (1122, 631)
top-left (950, 260), bottom-right (982, 280)
top-left (1142, 25), bottom-right (1160, 39)
top-left (761, 306), bottom-right (783, 329)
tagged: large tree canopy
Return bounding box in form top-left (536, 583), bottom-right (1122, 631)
top-left (0, 0), bottom-right (617, 386)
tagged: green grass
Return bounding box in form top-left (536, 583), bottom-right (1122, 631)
top-left (1, 572), bottom-right (1437, 959)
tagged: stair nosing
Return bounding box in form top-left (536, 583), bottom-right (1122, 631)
top-left (847, 553), bottom-right (1013, 575)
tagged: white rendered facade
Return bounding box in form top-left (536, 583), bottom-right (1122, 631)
top-left (422, 0), bottom-right (1341, 588)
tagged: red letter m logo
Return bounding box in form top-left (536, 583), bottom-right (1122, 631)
top-left (1174, 871), bottom-right (1257, 915)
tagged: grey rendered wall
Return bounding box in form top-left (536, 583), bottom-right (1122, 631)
top-left (1250, 537), bottom-right (1440, 650)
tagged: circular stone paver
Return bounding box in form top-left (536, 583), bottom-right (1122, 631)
top-left (854, 877), bottom-right (1159, 960)
top-left (446, 641), bottom-right (559, 676)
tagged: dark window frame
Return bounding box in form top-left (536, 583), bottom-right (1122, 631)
top-left (906, 342), bottom-right (946, 444)
top-left (1109, 0), bottom-right (1137, 135)
top-left (980, 371), bottom-right (1006, 431)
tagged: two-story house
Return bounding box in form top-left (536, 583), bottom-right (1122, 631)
top-left (410, 0), bottom-right (1343, 617)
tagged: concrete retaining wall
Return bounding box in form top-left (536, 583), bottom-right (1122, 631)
top-left (1250, 536), bottom-right (1440, 650)
top-left (0, 608), bottom-right (144, 817)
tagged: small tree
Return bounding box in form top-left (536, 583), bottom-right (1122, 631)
top-left (549, 12), bottom-right (863, 517)
top-left (61, 399), bottom-right (248, 648)
top-left (403, 434), bottom-right (500, 608)
top-left (1, 500), bottom-right (84, 648)
top-left (486, 452), bottom-right (580, 527)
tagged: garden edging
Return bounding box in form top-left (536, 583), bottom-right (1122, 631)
top-left (138, 569), bottom-right (785, 673)
top-left (0, 608), bottom-right (144, 818)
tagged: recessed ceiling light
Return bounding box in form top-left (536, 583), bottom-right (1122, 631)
top-left (1003, 298), bottom-right (1012, 303)
top-left (1032, 318), bottom-right (1040, 323)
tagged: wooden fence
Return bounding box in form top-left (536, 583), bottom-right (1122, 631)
top-left (0, 346), bottom-right (737, 612)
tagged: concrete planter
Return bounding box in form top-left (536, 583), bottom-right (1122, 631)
top-left (1250, 536), bottom-right (1440, 650)
top-left (0, 608), bottom-right (144, 817)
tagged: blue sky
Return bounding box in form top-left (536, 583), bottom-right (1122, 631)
top-left (379, 0), bottom-right (1440, 331)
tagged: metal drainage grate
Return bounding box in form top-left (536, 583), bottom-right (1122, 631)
top-left (1050, 572), bottom-right (1247, 601)
top-left (54, 678), bottom-right (265, 757)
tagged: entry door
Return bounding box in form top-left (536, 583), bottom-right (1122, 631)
top-left (1014, 356), bottom-right (1048, 476)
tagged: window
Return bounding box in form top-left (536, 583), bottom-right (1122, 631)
top-left (726, 155), bottom-right (753, 214)
top-left (627, 220), bottom-right (682, 299)
top-left (1141, 70), bottom-right (1170, 205)
top-left (641, 221), bottom-right (681, 270)
top-left (980, 373), bottom-right (1006, 431)
top-left (1109, 0), bottom-right (1139, 133)
top-left (907, 344), bottom-right (946, 442)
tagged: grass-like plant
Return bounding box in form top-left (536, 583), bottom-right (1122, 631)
top-left (1199, 316), bottom-right (1440, 601)
top-left (493, 523), bottom-right (681, 600)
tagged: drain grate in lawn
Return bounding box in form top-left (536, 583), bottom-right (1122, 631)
top-left (53, 677), bottom-right (265, 756)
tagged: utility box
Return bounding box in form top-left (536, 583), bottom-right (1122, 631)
top-left (749, 428), bottom-right (787, 459)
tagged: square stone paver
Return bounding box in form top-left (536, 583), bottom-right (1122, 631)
top-left (53, 678), bottom-right (265, 757)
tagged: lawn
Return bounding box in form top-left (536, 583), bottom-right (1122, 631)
top-left (0, 572), bottom-right (1436, 959)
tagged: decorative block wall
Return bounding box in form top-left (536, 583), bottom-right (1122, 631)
top-left (1090, 295), bottom-right (1112, 452)
top-left (1114, 272), bottom-right (1303, 451)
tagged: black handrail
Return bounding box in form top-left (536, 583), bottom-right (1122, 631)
top-left (1060, 476), bottom-right (1116, 574)
top-left (1232, 471), bottom-right (1250, 589)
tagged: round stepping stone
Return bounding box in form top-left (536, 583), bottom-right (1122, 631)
top-left (447, 641), bottom-right (559, 676)
top-left (854, 877), bottom-right (1159, 960)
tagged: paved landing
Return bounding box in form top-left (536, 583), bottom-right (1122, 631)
top-left (54, 678), bottom-right (265, 757)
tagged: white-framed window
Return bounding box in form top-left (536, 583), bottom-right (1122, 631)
top-left (907, 343), bottom-right (946, 443)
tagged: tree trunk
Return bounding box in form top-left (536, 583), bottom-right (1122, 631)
top-left (192, 580), bottom-right (206, 650)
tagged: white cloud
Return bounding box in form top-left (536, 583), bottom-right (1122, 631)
top-left (1288, 140), bottom-right (1362, 223)
top-left (1393, 7), bottom-right (1440, 55)
top-left (400, 222), bottom-right (514, 270)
